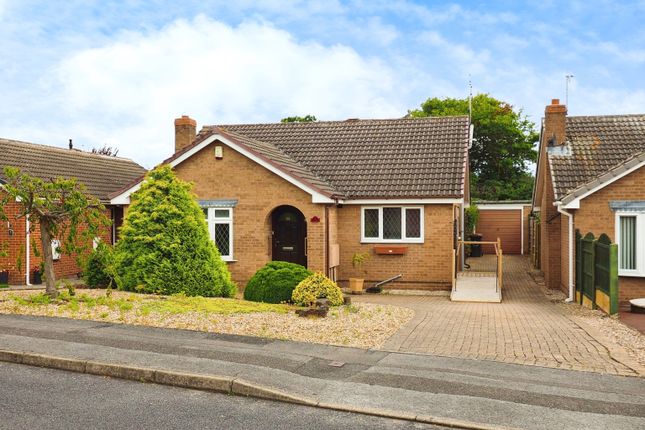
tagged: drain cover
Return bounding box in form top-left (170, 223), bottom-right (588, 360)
top-left (328, 361), bottom-right (345, 367)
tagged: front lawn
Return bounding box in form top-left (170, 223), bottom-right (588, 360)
top-left (0, 289), bottom-right (414, 349)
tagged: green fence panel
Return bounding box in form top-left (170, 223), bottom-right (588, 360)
top-left (581, 232), bottom-right (595, 305)
top-left (575, 230), bottom-right (582, 303)
top-left (607, 242), bottom-right (619, 315)
top-left (594, 234), bottom-right (611, 295)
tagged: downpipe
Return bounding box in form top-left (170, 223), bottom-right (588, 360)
top-left (557, 205), bottom-right (574, 303)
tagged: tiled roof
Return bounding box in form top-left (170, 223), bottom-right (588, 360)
top-left (0, 138), bottom-right (147, 203)
top-left (548, 114), bottom-right (645, 201)
top-left (196, 117), bottom-right (469, 199)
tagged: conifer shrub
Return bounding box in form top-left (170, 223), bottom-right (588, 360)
top-left (291, 272), bottom-right (343, 307)
top-left (83, 242), bottom-right (115, 288)
top-left (114, 165), bottom-right (236, 297)
top-left (244, 261), bottom-right (312, 304)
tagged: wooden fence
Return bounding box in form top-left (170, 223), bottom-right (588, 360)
top-left (575, 230), bottom-right (619, 315)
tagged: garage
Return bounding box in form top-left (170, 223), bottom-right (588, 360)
top-left (475, 202), bottom-right (531, 255)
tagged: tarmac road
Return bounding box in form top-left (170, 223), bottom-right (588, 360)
top-left (0, 361), bottom-right (443, 430)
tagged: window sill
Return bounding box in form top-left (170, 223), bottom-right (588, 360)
top-left (222, 258), bottom-right (237, 263)
top-left (619, 271), bottom-right (645, 278)
top-left (360, 239), bottom-right (424, 244)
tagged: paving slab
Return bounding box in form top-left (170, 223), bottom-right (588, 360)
top-left (356, 255), bottom-right (641, 376)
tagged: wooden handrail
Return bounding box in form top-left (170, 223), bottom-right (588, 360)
top-left (454, 238), bottom-right (504, 293)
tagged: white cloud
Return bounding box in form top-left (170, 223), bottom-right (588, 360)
top-left (43, 15), bottom-right (409, 166)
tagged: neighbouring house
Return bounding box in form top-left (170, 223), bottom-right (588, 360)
top-left (0, 138), bottom-right (147, 285)
top-left (474, 201), bottom-right (531, 255)
top-left (531, 99), bottom-right (645, 303)
top-left (110, 115), bottom-right (471, 291)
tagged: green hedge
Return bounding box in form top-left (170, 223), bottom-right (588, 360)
top-left (244, 261), bottom-right (312, 304)
top-left (83, 242), bottom-right (115, 288)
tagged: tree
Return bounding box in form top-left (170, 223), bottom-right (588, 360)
top-left (281, 115), bottom-right (317, 123)
top-left (114, 165), bottom-right (236, 297)
top-left (91, 145), bottom-right (119, 156)
top-left (409, 94), bottom-right (538, 200)
top-left (0, 167), bottom-right (109, 297)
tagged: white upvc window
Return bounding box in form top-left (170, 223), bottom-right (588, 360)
top-left (204, 207), bottom-right (234, 261)
top-left (616, 211), bottom-right (645, 277)
top-left (360, 206), bottom-right (424, 243)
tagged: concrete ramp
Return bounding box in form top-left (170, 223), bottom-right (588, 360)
top-left (450, 272), bottom-right (501, 303)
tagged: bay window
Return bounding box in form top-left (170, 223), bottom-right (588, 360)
top-left (361, 206), bottom-right (423, 243)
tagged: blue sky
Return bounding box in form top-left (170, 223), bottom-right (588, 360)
top-left (1, 0), bottom-right (643, 167)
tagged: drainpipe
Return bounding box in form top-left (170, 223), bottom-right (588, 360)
top-left (460, 202), bottom-right (466, 270)
top-left (325, 204), bottom-right (330, 278)
top-left (25, 215), bottom-right (31, 286)
top-left (557, 204), bottom-right (574, 302)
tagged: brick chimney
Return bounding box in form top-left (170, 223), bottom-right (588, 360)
top-left (174, 115), bottom-right (196, 153)
top-left (544, 99), bottom-right (567, 147)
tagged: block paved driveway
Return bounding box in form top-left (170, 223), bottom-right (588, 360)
top-left (354, 256), bottom-right (639, 376)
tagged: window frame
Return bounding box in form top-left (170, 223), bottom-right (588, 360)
top-left (360, 206), bottom-right (424, 244)
top-left (615, 211), bottom-right (645, 277)
top-left (204, 207), bottom-right (234, 261)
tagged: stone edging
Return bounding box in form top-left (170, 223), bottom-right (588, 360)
top-left (0, 348), bottom-right (518, 430)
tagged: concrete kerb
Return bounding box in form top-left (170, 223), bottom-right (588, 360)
top-left (0, 348), bottom-right (518, 430)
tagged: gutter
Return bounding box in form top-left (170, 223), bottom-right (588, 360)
top-left (556, 204), bottom-right (574, 302)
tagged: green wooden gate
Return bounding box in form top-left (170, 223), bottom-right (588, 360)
top-left (574, 230), bottom-right (619, 314)
top-left (594, 234), bottom-right (619, 314)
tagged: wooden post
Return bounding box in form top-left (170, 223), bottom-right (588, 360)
top-left (609, 243), bottom-right (619, 315)
top-left (497, 237), bottom-right (503, 290)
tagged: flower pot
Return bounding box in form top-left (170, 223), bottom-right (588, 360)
top-left (348, 278), bottom-right (364, 295)
top-left (32, 269), bottom-right (42, 285)
top-left (0, 270), bottom-right (8, 285)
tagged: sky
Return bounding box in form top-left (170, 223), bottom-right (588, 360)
top-left (1, 0), bottom-right (644, 168)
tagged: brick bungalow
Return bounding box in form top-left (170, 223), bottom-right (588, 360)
top-left (532, 99), bottom-right (645, 303)
top-left (0, 138), bottom-right (147, 285)
top-left (111, 116), bottom-right (471, 291)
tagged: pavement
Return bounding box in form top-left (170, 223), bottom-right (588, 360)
top-left (1, 361), bottom-right (441, 430)
top-left (0, 314), bottom-right (644, 430)
top-left (355, 255), bottom-right (643, 376)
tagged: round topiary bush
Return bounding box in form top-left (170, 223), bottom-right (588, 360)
top-left (291, 272), bottom-right (344, 307)
top-left (114, 165), bottom-right (236, 297)
top-left (244, 261), bottom-right (312, 303)
top-left (83, 242), bottom-right (115, 288)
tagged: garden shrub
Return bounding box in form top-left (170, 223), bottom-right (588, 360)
top-left (83, 242), bottom-right (115, 288)
top-left (244, 261), bottom-right (312, 303)
top-left (291, 272), bottom-right (344, 307)
top-left (114, 165), bottom-right (236, 297)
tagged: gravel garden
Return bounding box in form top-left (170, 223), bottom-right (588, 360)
top-left (0, 289), bottom-right (413, 349)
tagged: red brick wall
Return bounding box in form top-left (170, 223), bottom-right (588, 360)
top-left (1, 191), bottom-right (112, 285)
top-left (574, 165), bottom-right (645, 302)
top-left (336, 204), bottom-right (456, 290)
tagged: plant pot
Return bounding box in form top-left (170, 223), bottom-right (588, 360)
top-left (348, 278), bottom-right (364, 295)
top-left (32, 269), bottom-right (42, 285)
top-left (0, 270), bottom-right (8, 285)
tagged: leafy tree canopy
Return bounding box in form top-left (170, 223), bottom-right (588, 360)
top-left (409, 94), bottom-right (538, 200)
top-left (114, 165), bottom-right (236, 297)
top-left (0, 167), bottom-right (109, 297)
top-left (281, 115), bottom-right (317, 123)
